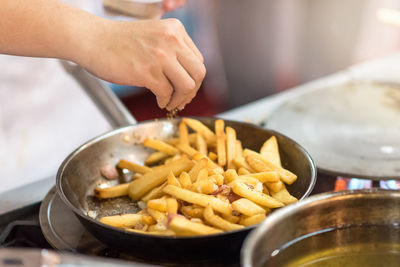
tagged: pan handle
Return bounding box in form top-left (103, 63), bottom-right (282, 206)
top-left (60, 60), bottom-right (137, 128)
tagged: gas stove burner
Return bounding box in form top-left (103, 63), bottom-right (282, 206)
top-left (39, 187), bottom-right (239, 266)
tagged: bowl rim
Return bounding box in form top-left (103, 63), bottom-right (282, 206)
top-left (241, 188), bottom-right (400, 267)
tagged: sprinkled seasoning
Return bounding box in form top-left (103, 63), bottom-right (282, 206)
top-left (167, 108), bottom-right (178, 120)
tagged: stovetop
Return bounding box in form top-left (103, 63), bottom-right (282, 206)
top-left (0, 173), bottom-right (340, 266)
top-left (2, 168), bottom-right (399, 267)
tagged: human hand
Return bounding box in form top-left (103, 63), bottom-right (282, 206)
top-left (78, 18), bottom-right (205, 110)
top-left (163, 0), bottom-right (186, 12)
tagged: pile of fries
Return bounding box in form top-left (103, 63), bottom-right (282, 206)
top-left (94, 118), bottom-right (298, 236)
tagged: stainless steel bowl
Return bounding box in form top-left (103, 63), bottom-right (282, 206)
top-left (241, 189), bottom-right (400, 267)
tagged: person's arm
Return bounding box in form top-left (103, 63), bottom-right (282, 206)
top-left (0, 0), bottom-right (205, 110)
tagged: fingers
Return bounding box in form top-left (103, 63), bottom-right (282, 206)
top-left (146, 73), bottom-right (174, 109)
top-left (178, 90), bottom-right (197, 110)
top-left (163, 50), bottom-right (206, 111)
top-left (163, 60), bottom-right (195, 111)
top-left (176, 52), bottom-right (205, 109)
top-left (183, 34), bottom-right (204, 63)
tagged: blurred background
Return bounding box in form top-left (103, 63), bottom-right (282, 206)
top-left (111, 0), bottom-right (400, 118)
top-left (1, 0), bottom-right (400, 193)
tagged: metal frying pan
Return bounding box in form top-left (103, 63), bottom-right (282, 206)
top-left (56, 61), bottom-right (316, 262)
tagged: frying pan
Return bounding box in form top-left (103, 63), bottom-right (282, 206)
top-left (56, 61), bottom-right (316, 262)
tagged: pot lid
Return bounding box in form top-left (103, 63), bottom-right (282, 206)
top-left (267, 81), bottom-right (400, 179)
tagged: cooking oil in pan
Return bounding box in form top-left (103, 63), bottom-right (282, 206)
top-left (265, 225), bottom-right (400, 267)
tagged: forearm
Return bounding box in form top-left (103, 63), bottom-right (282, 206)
top-left (0, 0), bottom-right (102, 63)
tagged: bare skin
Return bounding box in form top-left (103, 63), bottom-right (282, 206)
top-left (0, 0), bottom-right (205, 110)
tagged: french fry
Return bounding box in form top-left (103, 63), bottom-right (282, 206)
top-left (232, 182), bottom-right (284, 208)
top-left (260, 136), bottom-right (281, 167)
top-left (143, 138), bottom-right (178, 156)
top-left (147, 198), bottom-right (168, 212)
top-left (94, 183), bottom-right (129, 199)
top-left (178, 121), bottom-right (189, 146)
top-left (215, 119), bottom-right (227, 167)
top-left (232, 157), bottom-right (256, 173)
top-left (226, 127), bottom-right (236, 169)
top-left (117, 159), bottom-right (152, 174)
top-left (192, 153), bottom-right (224, 174)
top-left (99, 214), bottom-right (142, 228)
top-left (182, 118), bottom-right (216, 144)
top-left (221, 213), bottom-right (240, 224)
top-left (148, 223), bottom-right (166, 232)
top-left (196, 134), bottom-right (208, 155)
top-left (145, 151), bottom-right (169, 165)
top-left (167, 171), bottom-right (181, 187)
top-left (147, 208), bottom-right (167, 224)
top-left (164, 154), bottom-right (182, 165)
top-left (129, 157), bottom-right (194, 201)
top-left (195, 168), bottom-right (209, 182)
top-left (228, 175), bottom-right (259, 187)
top-left (176, 143), bottom-right (199, 157)
top-left (180, 205), bottom-right (204, 218)
top-left (224, 169), bottom-right (239, 183)
top-left (208, 152), bottom-right (218, 162)
top-left (235, 140), bottom-right (243, 158)
top-left (270, 185), bottom-right (298, 205)
top-left (168, 133), bottom-right (198, 146)
top-left (191, 178), bottom-right (218, 194)
top-left (131, 173), bottom-right (142, 180)
top-left (232, 198), bottom-right (266, 216)
top-left (178, 172), bottom-right (192, 189)
top-left (163, 185), bottom-right (233, 215)
top-left (168, 215), bottom-right (222, 236)
top-left (204, 206), bottom-right (244, 231)
top-left (97, 118), bottom-right (300, 236)
top-left (188, 158), bottom-right (208, 182)
top-left (262, 184), bottom-right (270, 195)
top-left (247, 171), bottom-right (280, 183)
top-left (142, 214), bottom-right (156, 225)
top-left (210, 173), bottom-right (224, 186)
top-left (141, 182), bottom-right (167, 202)
top-left (245, 154), bottom-right (272, 173)
top-left (239, 213), bottom-right (266, 226)
top-left (244, 149), bottom-right (297, 184)
top-left (166, 198), bottom-right (179, 214)
top-left (255, 182), bottom-right (263, 192)
top-left (238, 167), bottom-right (251, 175)
top-left (265, 180), bottom-right (284, 193)
top-left (126, 228), bottom-right (175, 236)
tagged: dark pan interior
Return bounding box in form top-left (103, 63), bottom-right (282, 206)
top-left (56, 117), bottom-right (316, 262)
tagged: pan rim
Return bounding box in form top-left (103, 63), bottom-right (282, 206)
top-left (56, 117), bottom-right (316, 240)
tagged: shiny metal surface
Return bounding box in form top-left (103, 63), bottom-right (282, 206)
top-left (0, 248), bottom-right (152, 267)
top-left (60, 60), bottom-right (136, 127)
top-left (267, 82), bottom-right (400, 179)
top-left (242, 189), bottom-right (400, 267)
top-left (56, 117), bottom-right (316, 260)
top-left (39, 186), bottom-right (241, 266)
top-left (39, 186), bottom-right (101, 252)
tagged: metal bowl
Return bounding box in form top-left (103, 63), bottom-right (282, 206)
top-left (56, 117), bottom-right (316, 262)
top-left (242, 189), bottom-right (400, 267)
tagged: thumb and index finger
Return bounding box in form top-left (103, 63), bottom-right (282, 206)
top-left (148, 19), bottom-right (206, 111)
